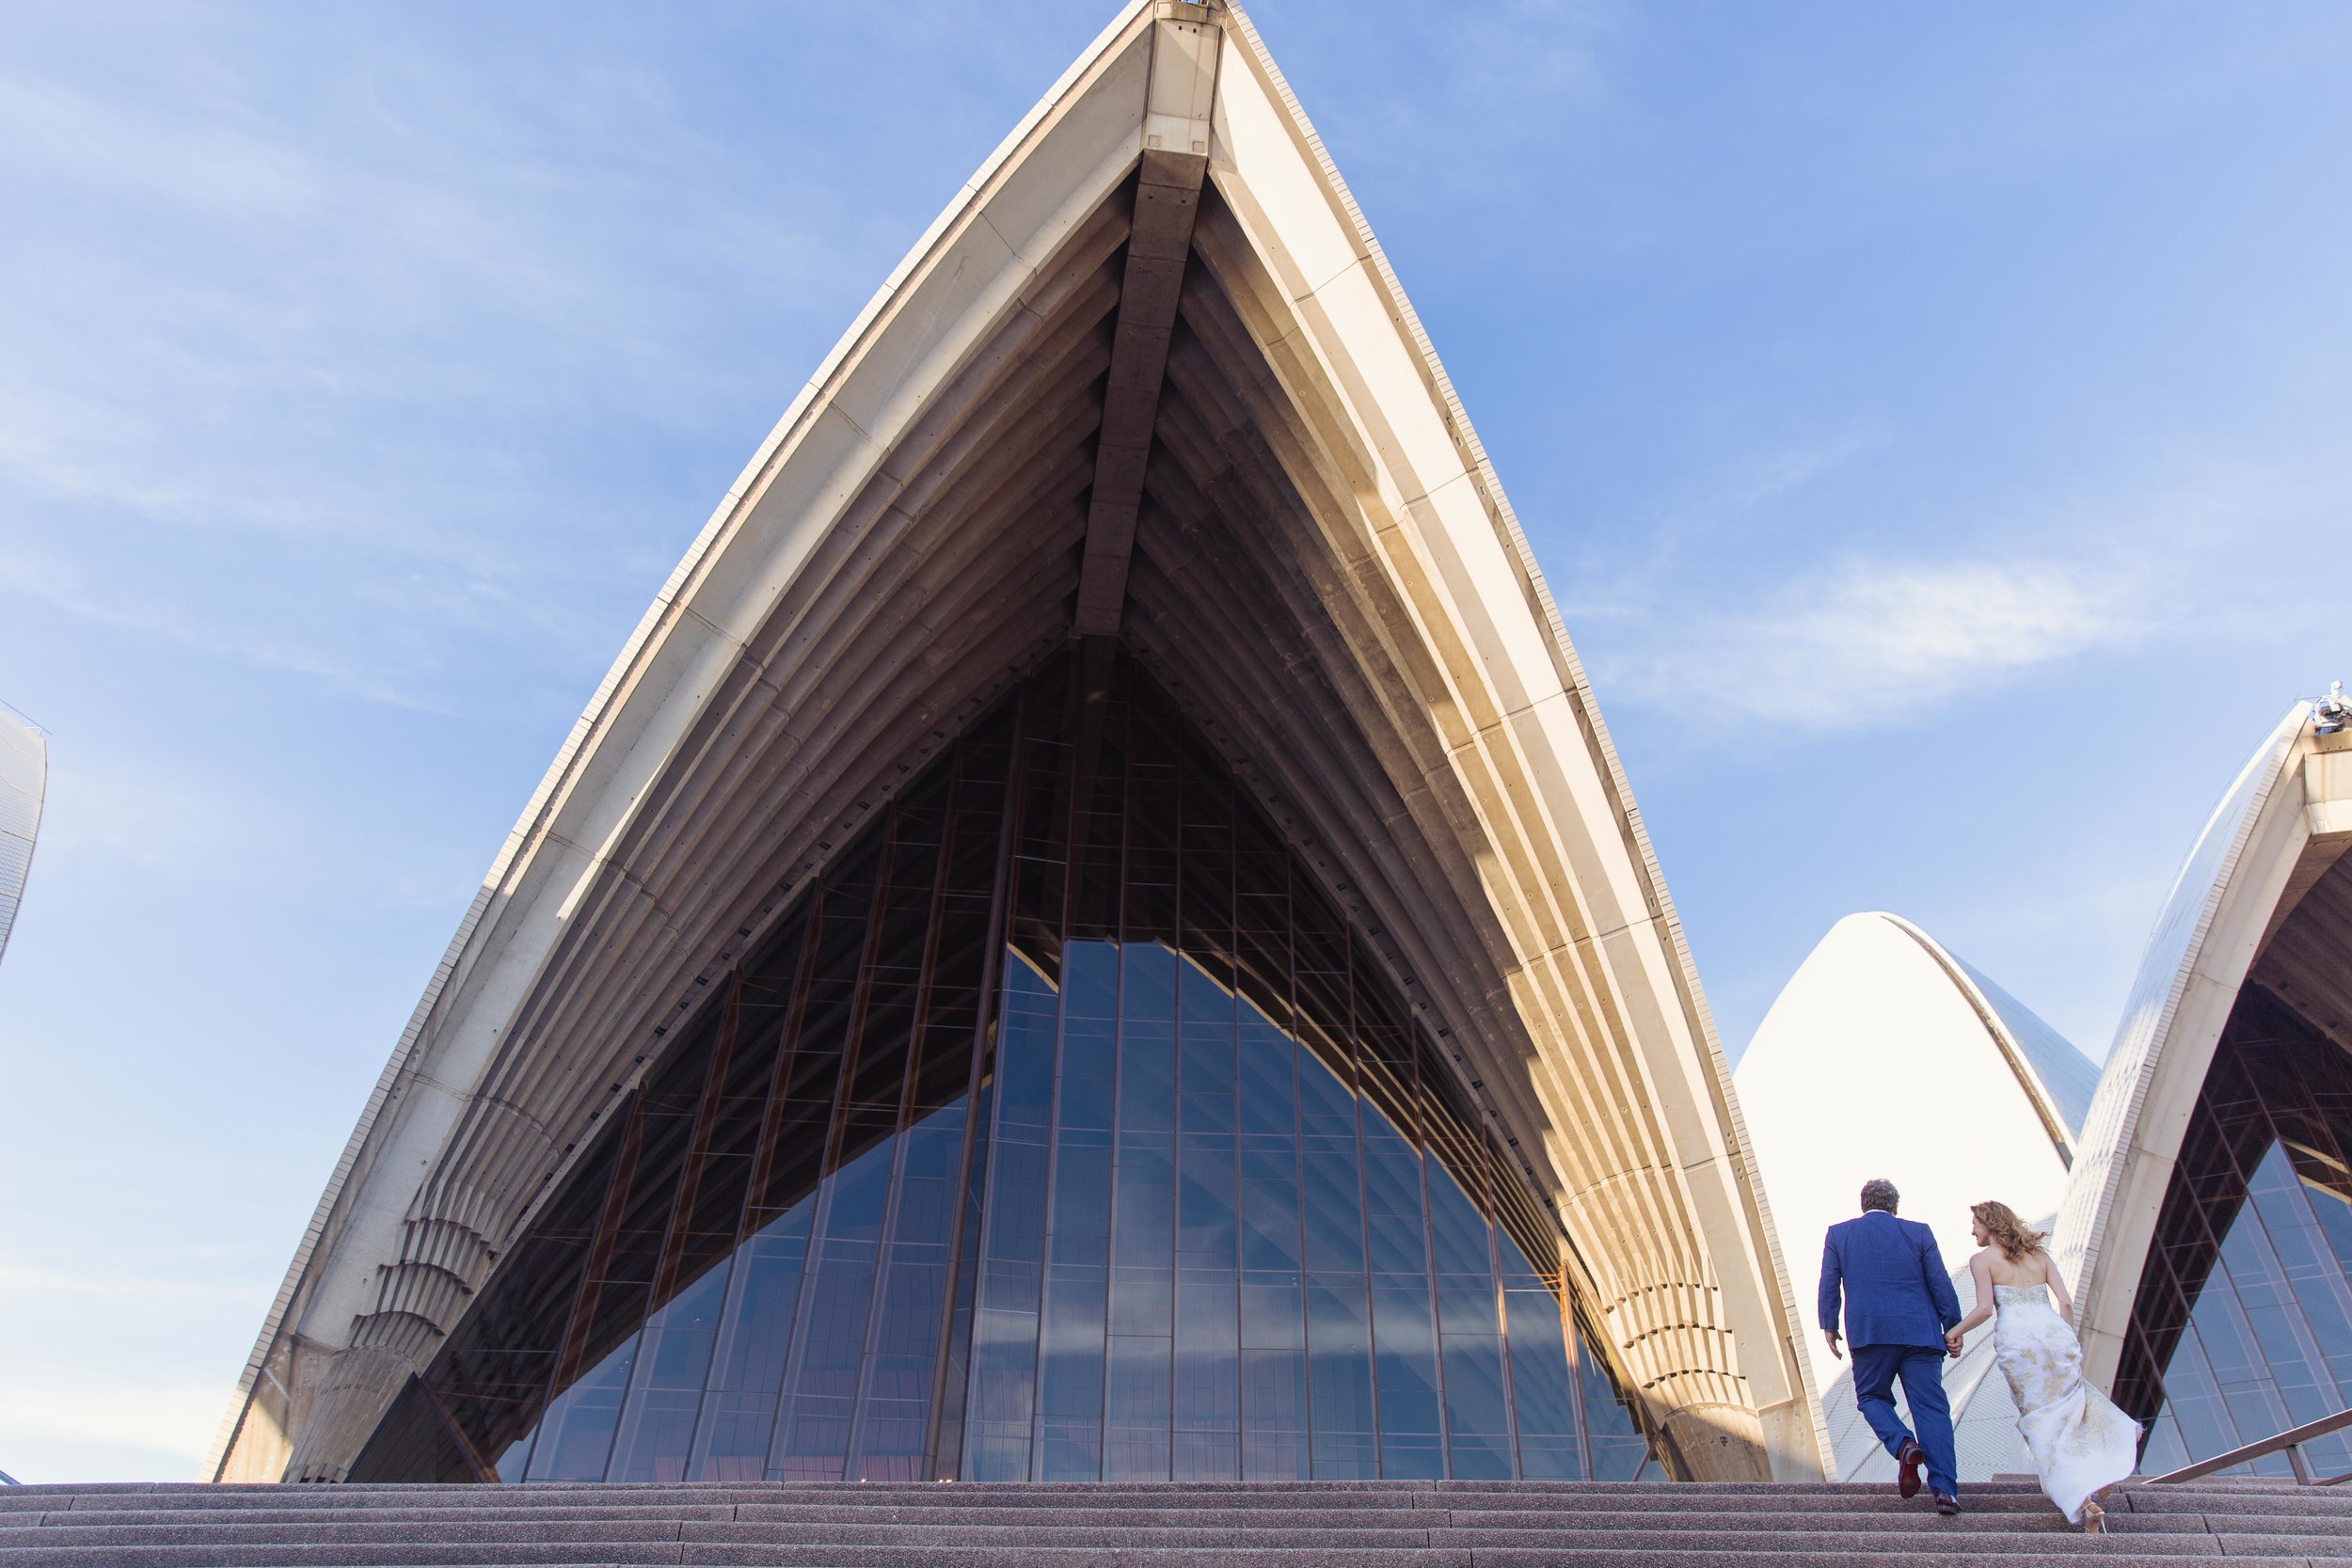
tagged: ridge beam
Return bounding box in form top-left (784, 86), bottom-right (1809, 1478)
top-left (1073, 6), bottom-right (1219, 639)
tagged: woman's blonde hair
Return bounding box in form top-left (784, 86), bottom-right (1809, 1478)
top-left (1971, 1200), bottom-right (2047, 1261)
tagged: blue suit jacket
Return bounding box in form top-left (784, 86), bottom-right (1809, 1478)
top-left (1819, 1210), bottom-right (1963, 1350)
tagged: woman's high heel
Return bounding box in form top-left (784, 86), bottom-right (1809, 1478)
top-left (2079, 1498), bottom-right (2106, 1534)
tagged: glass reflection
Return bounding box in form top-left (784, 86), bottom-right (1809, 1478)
top-left (966, 933), bottom-right (1637, 1481)
top-left (353, 650), bottom-right (1656, 1484)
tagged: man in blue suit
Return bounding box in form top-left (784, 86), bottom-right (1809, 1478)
top-left (1820, 1178), bottom-right (1964, 1514)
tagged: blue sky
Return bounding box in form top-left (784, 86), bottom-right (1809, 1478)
top-left (2, 0), bottom-right (2346, 1482)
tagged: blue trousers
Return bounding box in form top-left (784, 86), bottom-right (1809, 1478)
top-left (1851, 1343), bottom-right (1958, 1497)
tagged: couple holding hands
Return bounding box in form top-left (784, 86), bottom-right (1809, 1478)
top-left (1820, 1178), bottom-right (2140, 1531)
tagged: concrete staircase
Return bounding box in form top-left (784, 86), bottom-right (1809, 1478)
top-left (5, 1478), bottom-right (2350, 1566)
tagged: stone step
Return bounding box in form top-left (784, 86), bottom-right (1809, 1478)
top-left (0, 1501), bottom-right (2155, 1532)
top-left (0, 1517), bottom-right (2248, 1548)
top-left (0, 1482), bottom-right (2078, 1513)
top-left (2129, 1489), bottom-right (2352, 1515)
top-left (6, 1479), bottom-right (2351, 1568)
top-left (2, 1480), bottom-right (2063, 1497)
top-left (0, 1547), bottom-right (2337, 1568)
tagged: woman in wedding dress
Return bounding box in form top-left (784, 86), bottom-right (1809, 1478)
top-left (1946, 1200), bottom-right (2140, 1531)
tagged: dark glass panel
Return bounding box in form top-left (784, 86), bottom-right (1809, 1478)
top-left (1065, 941), bottom-right (1120, 1022)
top-left (1038, 1262), bottom-right (1110, 1480)
top-left (851, 1105), bottom-right (968, 1481)
top-left (1428, 1158), bottom-right (1498, 1281)
top-left (1111, 1139), bottom-right (1173, 1268)
top-left (1103, 1326), bottom-right (1170, 1481)
top-left (1057, 1033), bottom-right (1117, 1136)
top-left (1173, 1266), bottom-right (1241, 1479)
top-left (1239, 1271), bottom-right (1310, 1481)
top-left (1503, 1283), bottom-right (1582, 1480)
top-left (1049, 1133), bottom-right (1114, 1267)
top-left (607, 1262), bottom-right (729, 1481)
top-left (1238, 1016), bottom-right (1299, 1140)
top-left (1295, 1031), bottom-right (1359, 1139)
top-left (2138, 1406), bottom-right (2190, 1477)
top-left (1440, 1331), bottom-right (1512, 1481)
top-left (2158, 1338), bottom-right (2240, 1465)
top-left (993, 957), bottom-right (1058, 1137)
top-left (403, 648), bottom-right (1654, 1486)
top-left (1238, 1147), bottom-right (1304, 1273)
top-left (1121, 942), bottom-right (1176, 1020)
top-left (1306, 1273), bottom-right (1377, 1479)
top-left (931, 1084), bottom-right (994, 1482)
top-left (2122, 982), bottom-right (2352, 1472)
top-left (771, 1134), bottom-right (898, 1481)
top-left (526, 1336), bottom-right (635, 1481)
top-left (1300, 1132), bottom-right (1367, 1275)
top-left (969, 953), bottom-right (1050, 1479)
top-left (1371, 1277), bottom-right (1443, 1478)
top-left (691, 1205), bottom-right (810, 1481)
top-left (1117, 1024), bottom-right (1176, 1141)
top-left (1361, 1127), bottom-right (1431, 1278)
top-left (1179, 964), bottom-right (1238, 1132)
top-left (1180, 1136), bottom-right (1239, 1268)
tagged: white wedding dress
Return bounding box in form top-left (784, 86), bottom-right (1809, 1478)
top-left (1992, 1282), bottom-right (2139, 1522)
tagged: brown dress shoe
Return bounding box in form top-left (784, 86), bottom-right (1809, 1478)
top-left (1935, 1491), bottom-right (1963, 1516)
top-left (1896, 1437), bottom-right (1924, 1499)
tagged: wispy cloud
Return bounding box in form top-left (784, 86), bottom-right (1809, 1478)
top-left (0, 548), bottom-right (448, 712)
top-left (0, 8), bottom-right (881, 721)
top-left (1601, 555), bottom-right (2142, 730)
top-left (1709, 423), bottom-right (1883, 513)
top-left (1568, 420), bottom-right (1885, 594)
top-left (25, 738), bottom-right (486, 916)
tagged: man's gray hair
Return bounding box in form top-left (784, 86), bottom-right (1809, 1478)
top-left (1860, 1179), bottom-right (1899, 1214)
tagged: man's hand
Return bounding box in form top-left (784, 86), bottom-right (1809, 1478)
top-left (1945, 1327), bottom-right (1964, 1357)
top-left (1823, 1329), bottom-right (1843, 1361)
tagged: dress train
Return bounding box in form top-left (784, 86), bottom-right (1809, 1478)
top-left (1990, 1283), bottom-right (2138, 1523)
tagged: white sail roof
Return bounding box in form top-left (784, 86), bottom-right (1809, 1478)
top-left (1737, 912), bottom-right (2095, 1397)
top-left (213, 0), bottom-right (1820, 1485)
top-left (2055, 701), bottom-right (2352, 1388)
top-left (0, 703), bottom-right (45, 970)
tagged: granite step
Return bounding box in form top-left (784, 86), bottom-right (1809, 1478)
top-left (0, 1495), bottom-right (2098, 1513)
top-left (0, 1518), bottom-right (2245, 1549)
top-left (30, 1504), bottom-right (2201, 1534)
top-left (0, 1548), bottom-right (2337, 1568)
top-left (3, 1478), bottom-right (2350, 1567)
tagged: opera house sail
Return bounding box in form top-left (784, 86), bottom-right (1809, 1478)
top-left (0, 702), bottom-right (43, 969)
top-left (2055, 702), bottom-right (2352, 1480)
top-left (208, 0), bottom-right (1823, 1487)
top-left (1736, 911), bottom-right (2102, 1482)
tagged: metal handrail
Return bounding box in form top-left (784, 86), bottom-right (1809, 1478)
top-left (2147, 1406), bottom-right (2352, 1487)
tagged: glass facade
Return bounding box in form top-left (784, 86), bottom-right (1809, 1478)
top-left (351, 650), bottom-right (1655, 1485)
top-left (2118, 985), bottom-right (2352, 1479)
